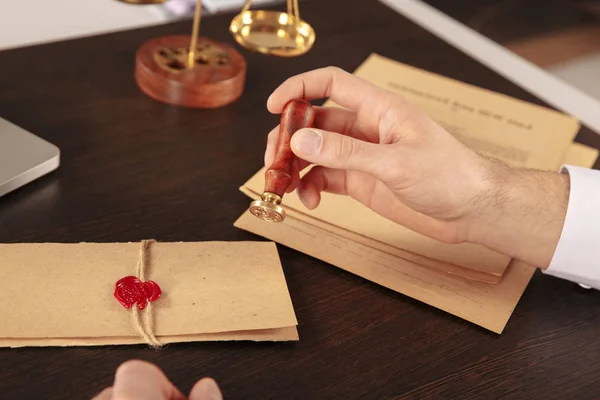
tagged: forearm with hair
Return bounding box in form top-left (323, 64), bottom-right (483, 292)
top-left (465, 160), bottom-right (570, 268)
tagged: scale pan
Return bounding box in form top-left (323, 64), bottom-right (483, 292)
top-left (230, 10), bottom-right (315, 57)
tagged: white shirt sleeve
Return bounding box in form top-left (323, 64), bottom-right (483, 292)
top-left (543, 164), bottom-right (600, 289)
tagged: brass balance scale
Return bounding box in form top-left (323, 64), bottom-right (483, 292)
top-left (121, 0), bottom-right (315, 222)
top-left (119, 0), bottom-right (315, 108)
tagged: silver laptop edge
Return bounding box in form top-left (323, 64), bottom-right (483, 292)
top-left (0, 117), bottom-right (60, 198)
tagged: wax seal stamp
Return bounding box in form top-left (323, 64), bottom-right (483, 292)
top-left (114, 276), bottom-right (162, 310)
top-left (250, 99), bottom-right (315, 222)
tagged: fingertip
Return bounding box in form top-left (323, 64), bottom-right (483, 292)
top-left (266, 92), bottom-right (284, 114)
top-left (91, 387), bottom-right (113, 400)
top-left (297, 185), bottom-right (310, 209)
top-left (267, 78), bottom-right (296, 113)
top-left (264, 149), bottom-right (273, 168)
top-left (266, 94), bottom-right (276, 113)
top-left (264, 125), bottom-right (280, 167)
top-left (286, 182), bottom-right (298, 193)
top-left (113, 359), bottom-right (185, 400)
top-left (190, 377), bottom-right (223, 400)
top-left (290, 128), bottom-right (324, 158)
top-left (298, 180), bottom-right (319, 210)
top-left (115, 359), bottom-right (156, 378)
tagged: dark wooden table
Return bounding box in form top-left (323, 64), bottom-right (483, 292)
top-left (425, 0), bottom-right (599, 43)
top-left (1, 0), bottom-right (600, 398)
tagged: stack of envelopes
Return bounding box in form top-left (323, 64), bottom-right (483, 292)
top-left (235, 54), bottom-right (599, 334)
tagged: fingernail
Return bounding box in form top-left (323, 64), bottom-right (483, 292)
top-left (292, 129), bottom-right (322, 155)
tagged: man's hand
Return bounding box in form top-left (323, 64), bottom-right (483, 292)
top-left (265, 66), bottom-right (570, 268)
top-left (92, 360), bottom-right (222, 400)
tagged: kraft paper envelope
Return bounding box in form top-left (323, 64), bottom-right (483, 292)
top-left (241, 169), bottom-right (507, 283)
top-left (241, 53), bottom-right (581, 282)
top-left (0, 241), bottom-right (298, 347)
top-left (240, 182), bottom-right (499, 283)
top-left (235, 143), bottom-right (599, 334)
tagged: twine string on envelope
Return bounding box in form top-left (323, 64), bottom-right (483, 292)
top-left (133, 239), bottom-right (162, 349)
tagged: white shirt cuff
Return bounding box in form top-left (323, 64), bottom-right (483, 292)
top-left (543, 164), bottom-right (600, 289)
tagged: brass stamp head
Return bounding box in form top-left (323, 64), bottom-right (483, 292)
top-left (249, 192), bottom-right (285, 222)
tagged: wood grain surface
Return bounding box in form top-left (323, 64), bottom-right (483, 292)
top-left (1, 0), bottom-right (600, 398)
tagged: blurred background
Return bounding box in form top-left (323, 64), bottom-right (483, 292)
top-left (0, 0), bottom-right (598, 99)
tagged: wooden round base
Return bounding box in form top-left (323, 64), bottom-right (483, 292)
top-left (134, 35), bottom-right (247, 108)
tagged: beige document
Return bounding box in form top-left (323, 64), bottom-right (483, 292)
top-left (0, 241), bottom-right (298, 347)
top-left (240, 53), bottom-right (582, 282)
top-left (235, 143), bottom-right (599, 334)
top-left (330, 53), bottom-right (581, 171)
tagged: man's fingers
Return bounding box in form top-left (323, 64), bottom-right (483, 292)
top-left (267, 66), bottom-right (392, 117)
top-left (92, 387), bottom-right (113, 400)
top-left (264, 106), bottom-right (374, 168)
top-left (265, 125), bottom-right (309, 170)
top-left (102, 360), bottom-right (222, 400)
top-left (290, 128), bottom-right (395, 180)
top-left (297, 167), bottom-right (349, 209)
top-left (313, 106), bottom-right (378, 143)
top-left (264, 124), bottom-right (279, 167)
top-left (264, 125), bottom-right (304, 193)
top-left (189, 377), bottom-right (223, 400)
top-left (264, 105), bottom-right (379, 194)
top-left (267, 67), bottom-right (404, 138)
top-left (111, 360), bottom-right (186, 400)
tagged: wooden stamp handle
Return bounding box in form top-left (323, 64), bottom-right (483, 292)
top-left (264, 99), bottom-right (315, 196)
top-left (249, 99), bottom-right (315, 223)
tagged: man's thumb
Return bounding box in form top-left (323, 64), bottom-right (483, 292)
top-left (290, 128), bottom-right (381, 174)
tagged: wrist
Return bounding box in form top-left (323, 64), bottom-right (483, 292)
top-left (464, 160), bottom-right (570, 268)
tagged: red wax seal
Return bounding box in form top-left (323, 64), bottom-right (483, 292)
top-left (114, 276), bottom-right (162, 310)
